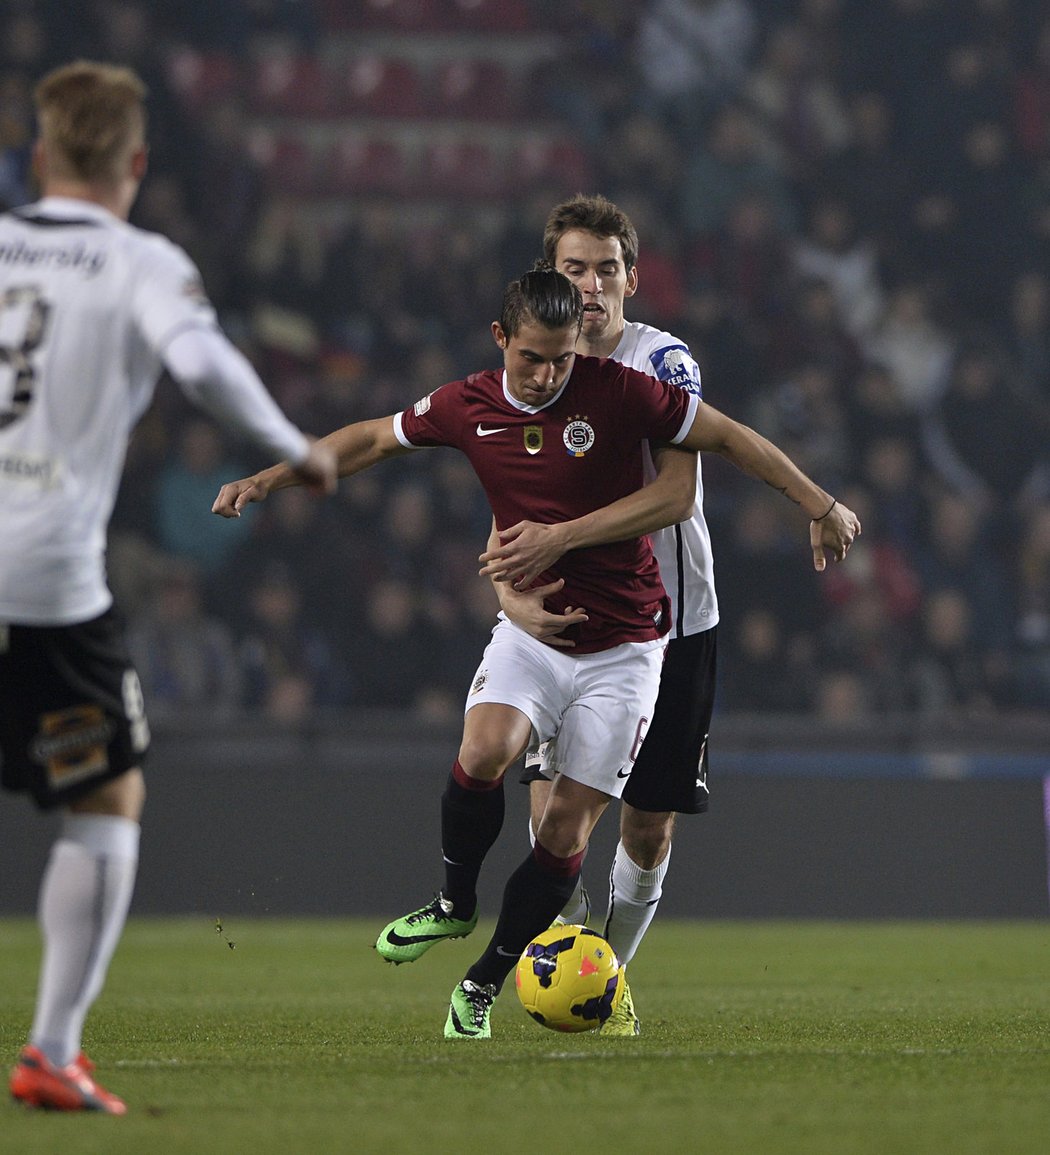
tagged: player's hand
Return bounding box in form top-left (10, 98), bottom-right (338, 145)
top-left (479, 521), bottom-right (571, 589)
top-left (496, 578), bottom-right (587, 648)
top-left (291, 438), bottom-right (337, 496)
top-left (212, 474), bottom-right (271, 518)
top-left (810, 500), bottom-right (862, 570)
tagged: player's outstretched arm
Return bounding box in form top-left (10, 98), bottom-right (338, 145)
top-left (290, 439), bottom-right (338, 495)
top-left (479, 444), bottom-right (697, 588)
top-left (680, 400), bottom-right (861, 570)
top-left (212, 415), bottom-right (408, 518)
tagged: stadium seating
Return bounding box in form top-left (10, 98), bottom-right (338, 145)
top-left (322, 134), bottom-right (413, 196)
top-left (324, 0), bottom-right (531, 33)
top-left (251, 53), bottom-right (334, 118)
top-left (418, 137), bottom-right (507, 197)
top-left (327, 0), bottom-right (446, 33)
top-left (431, 59), bottom-right (519, 121)
top-left (249, 130), bottom-right (317, 195)
top-left (334, 56), bottom-right (426, 118)
top-left (165, 48), bottom-right (240, 113)
top-left (177, 0), bottom-right (571, 213)
top-left (445, 0), bottom-right (532, 33)
top-left (509, 136), bottom-right (592, 193)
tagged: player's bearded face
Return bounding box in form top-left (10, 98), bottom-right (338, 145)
top-left (495, 321), bottom-right (578, 406)
top-left (554, 231), bottom-right (637, 346)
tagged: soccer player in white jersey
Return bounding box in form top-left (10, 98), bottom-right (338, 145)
top-left (213, 266), bottom-right (860, 1039)
top-left (1, 61), bottom-right (335, 1113)
top-left (486, 194), bottom-right (724, 1034)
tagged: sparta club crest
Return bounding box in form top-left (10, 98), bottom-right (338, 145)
top-left (563, 416), bottom-right (595, 457)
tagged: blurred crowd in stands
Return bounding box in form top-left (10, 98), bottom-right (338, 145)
top-left (2, 0), bottom-right (1049, 723)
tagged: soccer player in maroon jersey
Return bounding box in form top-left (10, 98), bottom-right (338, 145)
top-left (212, 265), bottom-right (859, 1038)
top-left (482, 193), bottom-right (734, 1035)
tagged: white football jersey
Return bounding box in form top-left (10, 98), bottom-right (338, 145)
top-left (612, 320), bottom-right (719, 636)
top-left (0, 197), bottom-right (304, 625)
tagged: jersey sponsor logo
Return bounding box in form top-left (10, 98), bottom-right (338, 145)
top-left (475, 424), bottom-right (508, 436)
top-left (0, 453), bottom-right (60, 487)
top-left (650, 345), bottom-right (702, 395)
top-left (563, 416), bottom-right (595, 457)
top-left (30, 703), bottom-right (115, 789)
top-left (616, 766), bottom-right (631, 779)
top-left (524, 425), bottom-right (543, 454)
top-left (413, 392), bottom-right (434, 417)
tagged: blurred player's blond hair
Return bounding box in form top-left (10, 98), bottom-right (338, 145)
top-left (34, 60), bottom-right (146, 184)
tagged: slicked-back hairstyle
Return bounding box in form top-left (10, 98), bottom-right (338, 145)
top-left (499, 262), bottom-right (584, 338)
top-left (543, 193), bottom-right (640, 272)
top-left (34, 60), bottom-right (147, 183)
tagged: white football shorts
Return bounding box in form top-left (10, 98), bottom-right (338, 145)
top-left (464, 618), bottom-right (666, 798)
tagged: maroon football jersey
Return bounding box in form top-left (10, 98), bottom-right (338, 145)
top-left (395, 354), bottom-right (699, 653)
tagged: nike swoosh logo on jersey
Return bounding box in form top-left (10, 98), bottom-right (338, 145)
top-left (616, 767), bottom-right (631, 779)
top-left (476, 424), bottom-right (509, 436)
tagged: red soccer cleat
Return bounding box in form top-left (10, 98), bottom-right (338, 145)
top-left (9, 1045), bottom-right (127, 1114)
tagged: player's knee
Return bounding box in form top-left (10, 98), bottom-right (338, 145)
top-left (620, 809), bottom-right (674, 869)
top-left (459, 704), bottom-right (530, 780)
top-left (457, 739), bottom-right (516, 781)
top-left (534, 814), bottom-right (590, 860)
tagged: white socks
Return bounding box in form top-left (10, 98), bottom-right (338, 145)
top-left (558, 879), bottom-right (591, 926)
top-left (602, 841), bottom-right (670, 967)
top-left (30, 814), bottom-right (140, 1067)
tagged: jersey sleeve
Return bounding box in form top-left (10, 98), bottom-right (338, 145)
top-left (164, 327), bottom-right (309, 464)
top-left (619, 363), bottom-right (700, 447)
top-left (395, 383), bottom-right (460, 449)
top-left (647, 339), bottom-right (703, 398)
top-left (130, 233), bottom-right (218, 354)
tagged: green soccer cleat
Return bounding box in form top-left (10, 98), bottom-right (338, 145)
top-left (600, 973), bottom-right (641, 1036)
top-left (444, 980), bottom-right (496, 1039)
top-left (375, 893), bottom-right (478, 965)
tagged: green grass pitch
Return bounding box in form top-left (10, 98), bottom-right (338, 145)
top-left (2, 918), bottom-right (1049, 1154)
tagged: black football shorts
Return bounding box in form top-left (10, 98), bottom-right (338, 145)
top-left (0, 608), bottom-right (150, 810)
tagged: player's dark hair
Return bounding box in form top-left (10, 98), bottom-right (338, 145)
top-left (499, 263), bottom-right (583, 338)
top-left (543, 193), bottom-right (639, 272)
